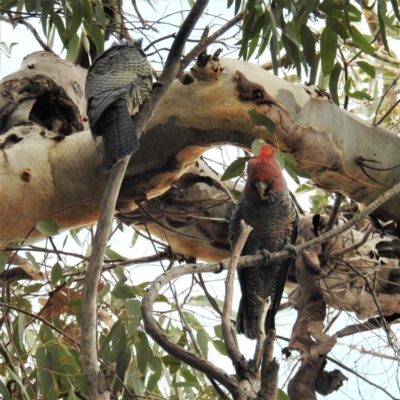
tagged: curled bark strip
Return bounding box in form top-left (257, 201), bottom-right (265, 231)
top-left (287, 248), bottom-right (339, 400)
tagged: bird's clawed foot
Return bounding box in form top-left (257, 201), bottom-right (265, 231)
top-left (261, 249), bottom-right (271, 264)
top-left (284, 244), bottom-right (299, 259)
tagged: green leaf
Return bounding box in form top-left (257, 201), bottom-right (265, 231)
top-left (131, 230), bottom-right (139, 247)
top-left (329, 62), bottom-right (342, 106)
top-left (220, 159), bottom-right (246, 181)
top-left (162, 355), bottom-right (182, 374)
top-left (298, 0), bottom-right (319, 24)
top-left (52, 12), bottom-right (68, 46)
top-left (112, 281), bottom-right (144, 299)
top-left (25, 0), bottom-right (39, 12)
top-left (93, 0), bottom-right (106, 28)
top-left (105, 247), bottom-right (126, 260)
top-left (36, 217), bottom-right (60, 237)
top-left (69, 229), bottom-right (82, 246)
top-left (251, 138), bottom-right (267, 156)
top-left (0, 0), bottom-right (18, 11)
top-left (133, 331), bottom-right (149, 375)
top-left (196, 329), bottom-right (209, 360)
top-left (85, 23), bottom-right (104, 55)
top-left (0, 251), bottom-right (7, 273)
top-left (390, 0), bottom-right (400, 22)
top-left (227, 188), bottom-right (242, 203)
top-left (41, 0), bottom-right (54, 36)
top-left (356, 61), bottom-right (375, 79)
top-left (24, 283), bottom-right (44, 293)
top-left (350, 26), bottom-right (374, 55)
top-left (68, 385), bottom-right (78, 400)
top-left (6, 368), bottom-right (30, 399)
top-left (25, 251), bottom-right (40, 269)
top-left (282, 33), bottom-right (301, 77)
top-left (67, 298), bottom-right (82, 312)
top-left (277, 388), bottom-right (291, 400)
top-left (326, 16), bottom-right (348, 39)
top-left (67, 0), bottom-right (84, 43)
top-left (247, 110), bottom-right (276, 133)
top-left (116, 346), bottom-right (131, 382)
top-left (51, 262), bottom-right (63, 285)
top-left (344, 78), bottom-right (372, 100)
top-left (300, 25), bottom-right (315, 67)
top-left (321, 27), bottom-right (337, 76)
top-left (0, 380), bottom-right (11, 400)
top-left (81, 0), bottom-right (93, 26)
top-left (214, 324), bottom-right (223, 339)
top-left (188, 295), bottom-right (224, 310)
top-left (377, 2), bottom-right (390, 52)
top-left (147, 357), bottom-right (162, 391)
top-left (212, 339), bottom-right (228, 356)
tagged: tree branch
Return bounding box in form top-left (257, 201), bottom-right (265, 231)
top-left (80, 1), bottom-right (210, 398)
top-left (222, 220), bottom-right (252, 368)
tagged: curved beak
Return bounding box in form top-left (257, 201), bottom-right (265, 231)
top-left (255, 181), bottom-right (270, 200)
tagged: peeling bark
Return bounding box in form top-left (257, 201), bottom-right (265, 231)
top-left (2, 51), bottom-right (400, 248)
top-left (286, 216), bottom-right (344, 400)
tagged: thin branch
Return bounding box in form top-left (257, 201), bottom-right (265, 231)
top-left (325, 355), bottom-right (398, 400)
top-left (222, 220), bottom-right (252, 367)
top-left (376, 99), bottom-right (400, 126)
top-left (259, 330), bottom-right (279, 400)
top-left (183, 10), bottom-right (247, 68)
top-left (373, 73), bottom-right (400, 124)
top-left (195, 274), bottom-right (223, 316)
top-left (252, 297), bottom-right (271, 371)
top-left (329, 224), bottom-right (374, 257)
top-left (17, 19), bottom-right (54, 53)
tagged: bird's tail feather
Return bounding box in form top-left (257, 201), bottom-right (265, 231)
top-left (99, 99), bottom-right (138, 171)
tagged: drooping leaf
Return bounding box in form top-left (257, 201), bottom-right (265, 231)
top-left (390, 0), bottom-right (400, 22)
top-left (227, 188), bottom-right (242, 203)
top-left (147, 356), bottom-right (162, 391)
top-left (212, 339), bottom-right (228, 356)
top-left (350, 26), bottom-right (375, 55)
top-left (67, 0), bottom-right (84, 44)
top-left (41, 0), bottom-right (54, 36)
top-left (344, 78), bottom-right (372, 100)
top-left (326, 16), bottom-right (348, 39)
top-left (69, 229), bottom-right (82, 246)
top-left (356, 61), bottom-right (376, 78)
top-left (51, 262), bottom-right (63, 285)
top-left (36, 217), bottom-right (60, 237)
top-left (196, 329), bottom-right (209, 360)
top-left (247, 109), bottom-right (276, 132)
top-left (116, 346), bottom-right (131, 382)
top-left (133, 331), bottom-right (149, 375)
top-left (329, 62), bottom-right (342, 106)
top-left (377, 2), bottom-right (390, 52)
top-left (321, 27), bottom-right (337, 76)
top-left (220, 158), bottom-right (246, 181)
top-left (300, 25), bottom-right (315, 67)
top-left (93, 0), bottom-right (106, 28)
top-left (0, 380), bottom-right (11, 400)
